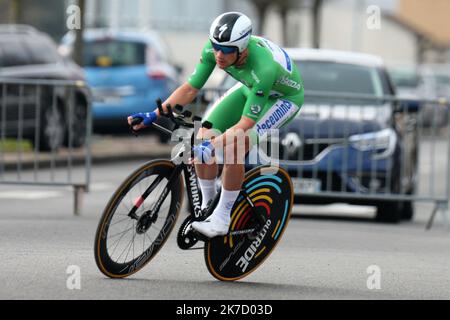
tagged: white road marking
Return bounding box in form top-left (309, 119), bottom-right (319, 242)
top-left (0, 191), bottom-right (63, 200)
top-left (0, 182), bottom-right (115, 200)
top-left (89, 182), bottom-right (115, 192)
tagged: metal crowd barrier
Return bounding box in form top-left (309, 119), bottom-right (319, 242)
top-left (0, 78), bottom-right (92, 215)
top-left (194, 88), bottom-right (450, 228)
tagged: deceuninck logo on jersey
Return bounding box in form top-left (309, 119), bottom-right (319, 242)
top-left (255, 100), bottom-right (299, 137)
top-left (251, 105), bottom-right (262, 115)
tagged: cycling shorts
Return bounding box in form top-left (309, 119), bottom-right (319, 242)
top-left (204, 83), bottom-right (304, 144)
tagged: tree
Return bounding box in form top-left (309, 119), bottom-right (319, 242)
top-left (248, 0), bottom-right (272, 34)
top-left (311, 0), bottom-right (324, 48)
top-left (10, 0), bottom-right (22, 23)
top-left (276, 0), bottom-right (295, 46)
top-left (249, 0), bottom-right (304, 46)
top-left (248, 0), bottom-right (325, 48)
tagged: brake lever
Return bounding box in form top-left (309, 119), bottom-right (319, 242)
top-left (166, 104), bottom-right (176, 120)
top-left (156, 99), bottom-right (165, 116)
top-left (129, 117), bottom-right (143, 137)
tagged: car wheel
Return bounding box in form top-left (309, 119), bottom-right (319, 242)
top-left (375, 201), bottom-right (402, 223)
top-left (400, 200), bottom-right (414, 221)
top-left (64, 102), bottom-right (87, 148)
top-left (38, 103), bottom-right (66, 152)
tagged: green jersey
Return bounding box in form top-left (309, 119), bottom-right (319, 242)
top-left (188, 36), bottom-right (304, 121)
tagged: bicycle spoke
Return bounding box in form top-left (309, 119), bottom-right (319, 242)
top-left (123, 221), bottom-right (137, 264)
top-left (108, 220), bottom-right (133, 258)
top-left (117, 229), bottom-right (136, 263)
top-left (108, 225), bottom-right (135, 239)
top-left (108, 229), bottom-right (133, 256)
top-left (150, 223), bottom-right (162, 234)
top-left (109, 216), bottom-right (133, 227)
top-left (132, 222), bottom-right (136, 261)
top-left (116, 238), bottom-right (132, 263)
top-left (143, 230), bottom-right (146, 253)
top-left (145, 232), bottom-right (153, 244)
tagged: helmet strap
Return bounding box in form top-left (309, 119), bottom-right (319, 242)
top-left (232, 52), bottom-right (241, 66)
top-left (232, 48), bottom-right (248, 67)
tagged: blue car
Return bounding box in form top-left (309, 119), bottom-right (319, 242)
top-left (215, 49), bottom-right (419, 223)
top-left (60, 29), bottom-right (181, 140)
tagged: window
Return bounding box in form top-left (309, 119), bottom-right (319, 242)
top-left (388, 69), bottom-right (420, 89)
top-left (296, 61), bottom-right (383, 97)
top-left (83, 40), bottom-right (146, 67)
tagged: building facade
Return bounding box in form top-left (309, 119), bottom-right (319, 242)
top-left (83, 0), bottom-right (446, 74)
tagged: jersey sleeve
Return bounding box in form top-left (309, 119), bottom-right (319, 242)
top-left (242, 68), bottom-right (276, 121)
top-left (187, 41), bottom-right (216, 90)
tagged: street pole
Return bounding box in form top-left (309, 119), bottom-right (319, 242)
top-left (73, 0), bottom-right (85, 66)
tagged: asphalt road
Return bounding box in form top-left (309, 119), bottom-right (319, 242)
top-left (1, 155), bottom-right (450, 301)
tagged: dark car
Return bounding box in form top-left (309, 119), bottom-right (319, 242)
top-left (0, 25), bottom-right (88, 151)
top-left (215, 49), bottom-right (419, 223)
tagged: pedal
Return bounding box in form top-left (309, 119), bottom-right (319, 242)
top-left (191, 229), bottom-right (209, 242)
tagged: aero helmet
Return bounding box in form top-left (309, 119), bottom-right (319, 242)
top-left (209, 12), bottom-right (252, 53)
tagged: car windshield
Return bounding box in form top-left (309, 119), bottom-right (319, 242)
top-left (0, 42), bottom-right (28, 67)
top-left (295, 60), bottom-right (384, 97)
top-left (84, 40), bottom-right (146, 67)
top-left (24, 40), bottom-right (59, 65)
top-left (0, 37), bottom-right (59, 68)
top-left (436, 75), bottom-right (450, 85)
top-left (388, 69), bottom-right (420, 89)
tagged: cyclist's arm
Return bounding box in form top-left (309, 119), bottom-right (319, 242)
top-left (156, 83), bottom-right (199, 117)
top-left (157, 41), bottom-right (216, 117)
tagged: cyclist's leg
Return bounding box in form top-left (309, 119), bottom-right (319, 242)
top-left (201, 82), bottom-right (247, 135)
top-left (193, 90), bottom-right (304, 238)
top-left (248, 92), bottom-right (304, 157)
top-left (193, 84), bottom-right (255, 237)
top-left (195, 83), bottom-right (247, 209)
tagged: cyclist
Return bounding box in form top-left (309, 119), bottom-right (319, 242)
top-left (128, 12), bottom-right (304, 238)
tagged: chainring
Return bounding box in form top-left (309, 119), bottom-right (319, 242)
top-left (177, 216), bottom-right (199, 250)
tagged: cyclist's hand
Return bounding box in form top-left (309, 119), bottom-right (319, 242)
top-left (193, 141), bottom-right (215, 163)
top-left (128, 112), bottom-right (157, 131)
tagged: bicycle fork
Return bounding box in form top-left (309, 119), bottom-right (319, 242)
top-left (128, 166), bottom-right (183, 234)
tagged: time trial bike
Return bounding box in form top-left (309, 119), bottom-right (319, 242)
top-left (94, 100), bottom-right (294, 281)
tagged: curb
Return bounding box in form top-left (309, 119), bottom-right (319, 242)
top-left (1, 136), bottom-right (174, 172)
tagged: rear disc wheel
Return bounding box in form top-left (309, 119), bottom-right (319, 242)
top-left (204, 166), bottom-right (294, 281)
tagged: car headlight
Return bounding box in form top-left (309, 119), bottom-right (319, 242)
top-left (349, 128), bottom-right (397, 159)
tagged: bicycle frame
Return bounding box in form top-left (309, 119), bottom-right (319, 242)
top-left (170, 133), bottom-right (220, 221)
top-left (128, 100), bottom-right (261, 236)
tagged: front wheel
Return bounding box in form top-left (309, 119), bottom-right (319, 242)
top-left (94, 160), bottom-right (183, 278)
top-left (204, 166), bottom-right (294, 282)
top-left (64, 101), bottom-right (87, 148)
top-left (39, 102), bottom-right (66, 152)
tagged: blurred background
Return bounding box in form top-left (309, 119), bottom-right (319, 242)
top-left (1, 0), bottom-right (449, 76)
top-left (2, 0), bottom-right (450, 300)
top-left (1, 0), bottom-right (450, 223)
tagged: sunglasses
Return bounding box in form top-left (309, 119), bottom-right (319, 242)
top-left (211, 42), bottom-right (238, 54)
